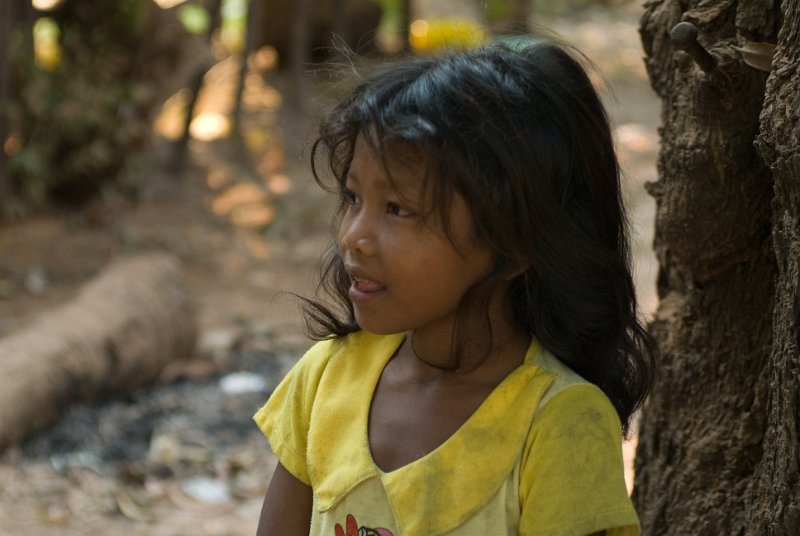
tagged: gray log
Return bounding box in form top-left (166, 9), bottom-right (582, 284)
top-left (0, 253), bottom-right (197, 451)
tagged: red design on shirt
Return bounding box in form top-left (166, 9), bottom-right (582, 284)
top-left (334, 513), bottom-right (393, 536)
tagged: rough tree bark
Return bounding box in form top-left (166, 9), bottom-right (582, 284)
top-left (634, 0), bottom-right (798, 534)
top-left (0, 254), bottom-right (196, 452)
top-left (747, 0), bottom-right (800, 531)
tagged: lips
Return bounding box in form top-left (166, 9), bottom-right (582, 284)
top-left (345, 266), bottom-right (385, 303)
top-left (352, 277), bottom-right (385, 293)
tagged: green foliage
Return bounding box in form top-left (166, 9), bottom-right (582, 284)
top-left (179, 3), bottom-right (211, 34)
top-left (5, 0), bottom-right (187, 213)
top-left (220, 0), bottom-right (247, 52)
top-left (484, 0), bottom-right (513, 23)
top-left (10, 60), bottom-right (153, 203)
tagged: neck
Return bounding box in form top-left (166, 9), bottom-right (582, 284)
top-left (404, 289), bottom-right (529, 379)
top-left (409, 329), bottom-right (529, 378)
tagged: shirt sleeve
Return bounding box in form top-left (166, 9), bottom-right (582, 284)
top-left (253, 338), bottom-right (337, 486)
top-left (518, 384), bottom-right (640, 536)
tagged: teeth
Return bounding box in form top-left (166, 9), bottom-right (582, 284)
top-left (352, 277), bottom-right (384, 292)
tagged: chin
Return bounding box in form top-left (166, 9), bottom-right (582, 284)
top-left (357, 324), bottom-right (404, 336)
top-left (353, 315), bottom-right (407, 336)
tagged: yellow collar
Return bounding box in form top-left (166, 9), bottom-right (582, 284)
top-left (308, 331), bottom-right (555, 536)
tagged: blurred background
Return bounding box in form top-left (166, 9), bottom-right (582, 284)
top-left (0, 1), bottom-right (659, 534)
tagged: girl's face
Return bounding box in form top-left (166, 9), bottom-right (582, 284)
top-left (337, 135), bottom-right (495, 338)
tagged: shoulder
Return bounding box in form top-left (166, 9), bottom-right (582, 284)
top-left (252, 333), bottom-right (361, 432)
top-left (530, 347), bottom-right (621, 431)
top-left (262, 330), bottom-right (401, 409)
top-left (532, 348), bottom-right (613, 413)
top-left (252, 331), bottom-right (393, 484)
top-left (526, 348), bottom-right (622, 457)
top-left (517, 348), bottom-right (637, 535)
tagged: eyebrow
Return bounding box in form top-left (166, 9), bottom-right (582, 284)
top-left (346, 170), bottom-right (394, 193)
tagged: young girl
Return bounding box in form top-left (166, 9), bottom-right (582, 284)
top-left (254, 41), bottom-right (656, 536)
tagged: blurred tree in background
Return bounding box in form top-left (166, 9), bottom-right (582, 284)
top-left (0, 0), bottom-right (385, 216)
top-left (0, 0), bottom-right (195, 217)
top-left (252, 0), bottom-right (382, 64)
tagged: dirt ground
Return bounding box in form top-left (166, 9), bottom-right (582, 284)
top-left (0, 3), bottom-right (660, 535)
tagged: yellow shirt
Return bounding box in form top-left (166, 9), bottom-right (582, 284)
top-left (254, 331), bottom-right (639, 535)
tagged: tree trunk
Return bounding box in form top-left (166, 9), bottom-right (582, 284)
top-left (498, 0), bottom-right (530, 35)
top-left (170, 0), bottom-right (223, 172)
top-left (747, 0), bottom-right (800, 531)
top-left (634, 0), bottom-right (798, 534)
top-left (0, 0), bottom-right (34, 211)
top-left (288, 0), bottom-right (311, 111)
top-left (0, 254), bottom-right (196, 452)
top-left (232, 0), bottom-right (261, 135)
top-left (0, 0), bottom-right (13, 203)
top-left (253, 0), bottom-right (382, 66)
top-left (399, 0), bottom-right (412, 52)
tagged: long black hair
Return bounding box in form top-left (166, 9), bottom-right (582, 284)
top-left (303, 42), bottom-right (656, 434)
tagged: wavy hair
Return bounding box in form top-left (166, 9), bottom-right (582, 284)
top-left (303, 42), bottom-right (656, 434)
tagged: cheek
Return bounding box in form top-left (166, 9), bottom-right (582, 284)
top-left (336, 214), bottom-right (353, 246)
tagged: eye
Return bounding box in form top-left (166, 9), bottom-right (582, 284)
top-left (342, 188), bottom-right (359, 206)
top-left (387, 201), bottom-right (413, 217)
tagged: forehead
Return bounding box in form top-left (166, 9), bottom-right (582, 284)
top-left (350, 134), bottom-right (428, 191)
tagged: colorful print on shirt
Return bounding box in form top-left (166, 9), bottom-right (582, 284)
top-left (334, 513), bottom-right (393, 536)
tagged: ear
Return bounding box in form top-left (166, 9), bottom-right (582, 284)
top-left (495, 254), bottom-right (532, 282)
top-left (505, 267), bottom-right (530, 282)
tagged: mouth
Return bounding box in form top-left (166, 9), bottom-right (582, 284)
top-left (345, 266), bottom-right (386, 303)
top-left (351, 276), bottom-right (385, 293)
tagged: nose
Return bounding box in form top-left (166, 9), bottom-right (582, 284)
top-left (339, 210), bottom-right (378, 257)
